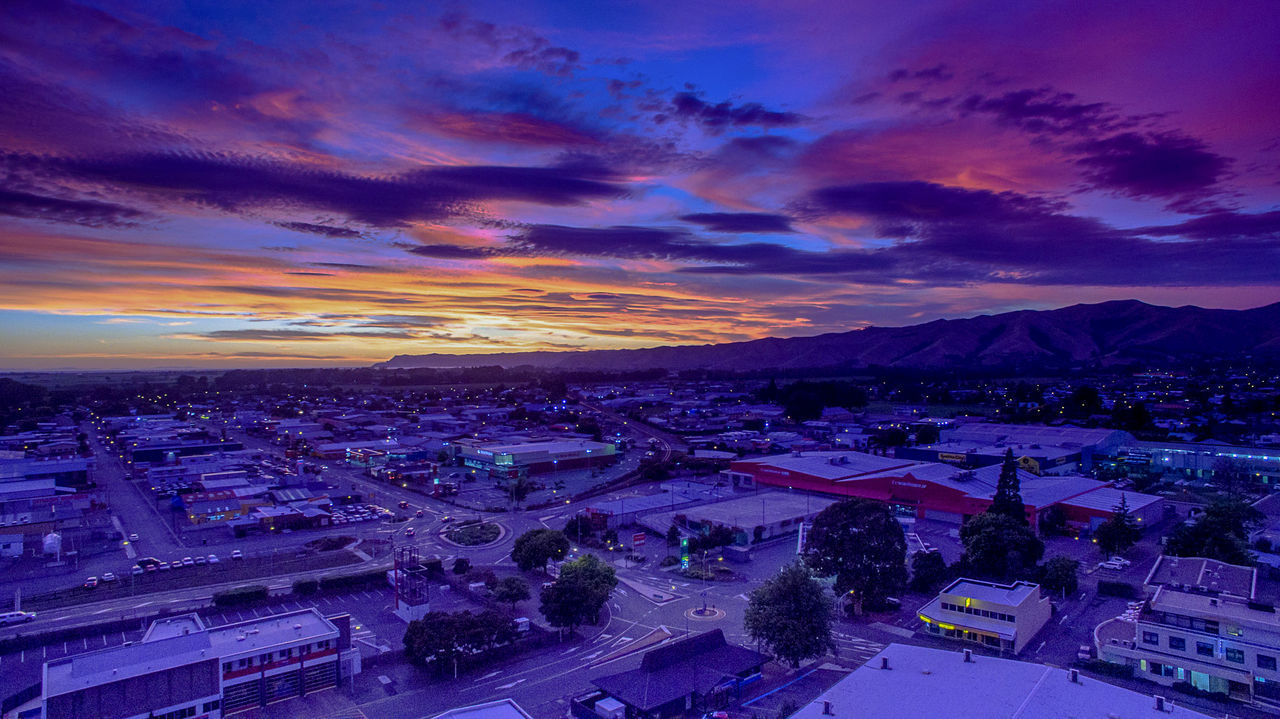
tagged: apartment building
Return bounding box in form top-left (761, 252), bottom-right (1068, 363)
top-left (1096, 585), bottom-right (1280, 704)
top-left (917, 578), bottom-right (1053, 654)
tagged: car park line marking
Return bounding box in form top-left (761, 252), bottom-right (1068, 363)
top-left (1059, 615), bottom-right (1070, 625)
top-left (1036, 641), bottom-right (1046, 653)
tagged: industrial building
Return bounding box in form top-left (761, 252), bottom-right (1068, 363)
top-left (455, 438), bottom-right (616, 478)
top-left (726, 451), bottom-right (1162, 531)
top-left (790, 643), bottom-right (1210, 719)
top-left (936, 423), bottom-right (1134, 472)
top-left (39, 609), bottom-right (357, 719)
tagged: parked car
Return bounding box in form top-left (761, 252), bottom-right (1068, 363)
top-left (207, 554), bottom-right (219, 564)
top-left (101, 572), bottom-right (118, 582)
top-left (1078, 644), bottom-right (1095, 660)
top-left (194, 556), bottom-right (207, 566)
top-left (231, 549), bottom-right (243, 560)
top-left (135, 557), bottom-right (161, 570)
top-left (181, 557), bottom-right (195, 567)
top-left (1098, 560), bottom-right (1124, 571)
top-left (1108, 556), bottom-right (1132, 568)
top-left (157, 561), bottom-right (170, 571)
top-left (131, 566), bottom-right (145, 576)
top-left (128, 533), bottom-right (139, 542)
top-left (0, 611), bottom-right (36, 626)
top-left (83, 577), bottom-right (98, 589)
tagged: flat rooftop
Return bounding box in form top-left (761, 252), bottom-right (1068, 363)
top-left (44, 631), bottom-right (214, 697)
top-left (432, 699), bottom-right (534, 719)
top-left (918, 440), bottom-right (1077, 459)
top-left (666, 490), bottom-right (837, 528)
top-left (207, 608), bottom-right (337, 657)
top-left (1146, 555), bottom-right (1256, 599)
top-left (788, 643), bottom-right (1211, 719)
top-left (942, 578), bottom-right (1041, 606)
top-left (1150, 587), bottom-right (1280, 629)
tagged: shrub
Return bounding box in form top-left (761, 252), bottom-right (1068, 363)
top-left (318, 569), bottom-right (387, 592)
top-left (292, 578), bottom-right (320, 596)
top-left (1171, 681), bottom-right (1230, 702)
top-left (1097, 580), bottom-right (1139, 599)
top-left (659, 556), bottom-right (680, 567)
top-left (213, 585), bottom-right (269, 607)
top-left (1074, 659), bottom-right (1134, 678)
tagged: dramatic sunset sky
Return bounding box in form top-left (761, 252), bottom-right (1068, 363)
top-left (2, 1), bottom-right (1278, 369)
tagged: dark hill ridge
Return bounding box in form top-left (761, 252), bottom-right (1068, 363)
top-left (376, 300), bottom-right (1280, 371)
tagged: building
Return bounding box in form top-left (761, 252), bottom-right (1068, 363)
top-left (787, 643), bottom-right (1210, 719)
top-left (1118, 441), bottom-right (1280, 488)
top-left (39, 609), bottom-right (357, 719)
top-left (432, 699), bottom-right (534, 719)
top-left (898, 440), bottom-right (1083, 475)
top-left (456, 439), bottom-right (616, 478)
top-left (1095, 584), bottom-right (1280, 704)
top-left (1144, 555), bottom-right (1257, 600)
top-left (940, 423), bottom-right (1133, 472)
top-left (917, 579), bottom-right (1052, 654)
top-left (726, 451), bottom-right (1163, 531)
top-left (577, 629), bottom-right (768, 719)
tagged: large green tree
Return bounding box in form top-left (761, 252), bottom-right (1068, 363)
top-left (512, 528), bottom-right (570, 572)
top-left (959, 512), bottom-right (1044, 582)
top-left (1038, 556), bottom-right (1080, 597)
top-left (403, 610), bottom-right (516, 675)
top-left (909, 550), bottom-right (950, 593)
top-left (988, 449), bottom-right (1027, 524)
top-left (744, 562), bottom-right (833, 667)
top-left (489, 576), bottom-right (531, 611)
top-left (539, 554), bottom-right (617, 632)
top-left (1093, 494), bottom-right (1142, 556)
top-left (803, 498), bottom-right (907, 615)
top-left (1165, 497), bottom-right (1263, 565)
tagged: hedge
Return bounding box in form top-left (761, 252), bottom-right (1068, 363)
top-left (292, 578), bottom-right (320, 596)
top-left (213, 585), bottom-right (269, 607)
top-left (317, 569), bottom-right (387, 592)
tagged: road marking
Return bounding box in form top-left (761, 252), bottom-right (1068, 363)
top-left (496, 678), bottom-right (525, 690)
top-left (735, 593), bottom-right (749, 601)
top-left (615, 588), bottom-right (628, 597)
top-left (584, 651), bottom-right (603, 660)
top-left (560, 647), bottom-right (580, 656)
top-left (480, 670), bottom-right (502, 680)
top-left (1036, 641), bottom-right (1046, 653)
top-left (1059, 615), bottom-right (1070, 625)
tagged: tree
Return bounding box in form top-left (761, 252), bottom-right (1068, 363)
top-left (914, 425), bottom-right (941, 445)
top-left (1093, 494), bottom-right (1142, 556)
top-left (403, 610), bottom-right (516, 674)
top-left (539, 554), bottom-right (617, 632)
top-left (1213, 459), bottom-right (1251, 498)
top-left (1038, 556), bottom-right (1080, 597)
top-left (958, 512), bottom-right (1044, 582)
top-left (988, 449), bottom-right (1027, 524)
top-left (744, 562), bottom-right (833, 667)
top-left (512, 529), bottom-right (570, 572)
top-left (564, 514), bottom-right (595, 543)
top-left (1039, 505), bottom-right (1068, 537)
top-left (666, 525), bottom-right (680, 547)
top-left (1165, 497), bottom-right (1262, 565)
top-left (909, 551), bottom-right (949, 593)
top-left (490, 576), bottom-right (531, 611)
top-left (803, 498), bottom-right (907, 615)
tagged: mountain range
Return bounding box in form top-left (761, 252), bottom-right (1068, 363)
top-left (376, 300), bottom-right (1280, 372)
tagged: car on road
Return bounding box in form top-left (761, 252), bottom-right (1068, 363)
top-left (83, 577), bottom-right (98, 589)
top-left (131, 565), bottom-right (145, 576)
top-left (207, 554), bottom-right (219, 564)
top-left (231, 549), bottom-right (243, 560)
top-left (128, 533), bottom-right (139, 542)
top-left (415, 509), bottom-right (424, 518)
top-left (405, 528), bottom-right (416, 538)
top-left (102, 572), bottom-right (118, 582)
top-left (194, 556), bottom-right (206, 566)
top-left (398, 500), bottom-right (410, 509)
top-left (0, 611), bottom-right (35, 626)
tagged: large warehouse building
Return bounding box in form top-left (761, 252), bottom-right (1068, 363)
top-left (455, 438), bottom-right (616, 478)
top-left (725, 451), bottom-right (1162, 531)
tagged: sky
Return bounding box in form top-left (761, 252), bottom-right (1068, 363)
top-left (1, 0), bottom-right (1278, 369)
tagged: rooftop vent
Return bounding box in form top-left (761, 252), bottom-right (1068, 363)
top-left (1069, 668), bottom-right (1080, 683)
top-left (880, 656), bottom-right (891, 670)
top-left (963, 649), bottom-right (973, 663)
top-left (822, 701), bottom-right (834, 716)
top-left (1155, 696), bottom-right (1168, 712)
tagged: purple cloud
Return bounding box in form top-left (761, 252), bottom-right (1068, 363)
top-left (0, 188), bottom-right (145, 227)
top-left (1074, 132), bottom-right (1231, 211)
top-left (666, 92), bottom-right (803, 131)
top-left (679, 212), bottom-right (794, 233)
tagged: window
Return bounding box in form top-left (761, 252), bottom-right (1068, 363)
top-left (1197, 642), bottom-right (1214, 657)
top-left (1168, 637), bottom-right (1186, 651)
top-left (1260, 655), bottom-right (1277, 671)
top-left (1143, 631), bottom-right (1160, 645)
top-left (1226, 648), bottom-right (1245, 664)
top-left (203, 701), bottom-right (220, 712)
top-left (222, 662), bottom-right (232, 673)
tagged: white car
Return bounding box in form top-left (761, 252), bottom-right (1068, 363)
top-left (207, 554), bottom-right (219, 564)
top-left (101, 572), bottom-right (118, 582)
top-left (128, 533), bottom-right (139, 542)
top-left (1098, 560), bottom-right (1124, 571)
top-left (231, 550), bottom-right (243, 560)
top-left (1108, 556), bottom-right (1132, 568)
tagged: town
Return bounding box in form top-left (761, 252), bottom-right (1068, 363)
top-left (1, 363), bottom-right (1279, 719)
